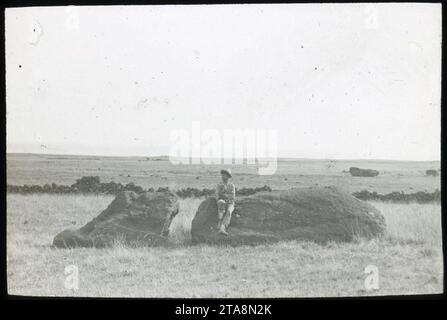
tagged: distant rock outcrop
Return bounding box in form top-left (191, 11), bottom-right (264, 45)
top-left (53, 191), bottom-right (179, 248)
top-left (425, 169), bottom-right (439, 177)
top-left (349, 167), bottom-right (379, 177)
top-left (191, 187), bottom-right (385, 245)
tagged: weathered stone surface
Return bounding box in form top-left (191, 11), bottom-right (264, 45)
top-left (53, 229), bottom-right (94, 248)
top-left (53, 191), bottom-right (179, 248)
top-left (349, 167), bottom-right (379, 177)
top-left (191, 187), bottom-right (385, 245)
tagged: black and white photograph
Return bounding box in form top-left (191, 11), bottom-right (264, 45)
top-left (5, 3), bottom-right (443, 299)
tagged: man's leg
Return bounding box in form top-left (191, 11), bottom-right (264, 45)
top-left (222, 202), bottom-right (235, 230)
top-left (217, 199), bottom-right (226, 229)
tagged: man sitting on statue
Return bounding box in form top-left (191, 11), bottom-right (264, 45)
top-left (215, 169), bottom-right (236, 236)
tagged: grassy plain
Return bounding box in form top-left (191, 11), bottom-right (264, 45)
top-left (7, 153), bottom-right (441, 193)
top-left (7, 194), bottom-right (443, 297)
top-left (6, 154), bottom-right (443, 297)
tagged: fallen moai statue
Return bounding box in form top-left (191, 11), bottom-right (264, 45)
top-left (349, 167), bottom-right (380, 177)
top-left (191, 186), bottom-right (385, 245)
top-left (53, 191), bottom-right (179, 248)
top-left (425, 169), bottom-right (439, 177)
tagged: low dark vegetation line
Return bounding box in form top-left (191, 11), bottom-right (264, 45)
top-left (352, 189), bottom-right (441, 204)
top-left (6, 176), bottom-right (272, 198)
top-left (6, 176), bottom-right (441, 203)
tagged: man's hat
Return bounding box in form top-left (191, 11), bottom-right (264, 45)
top-left (220, 168), bottom-right (232, 178)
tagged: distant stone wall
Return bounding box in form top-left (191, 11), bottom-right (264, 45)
top-left (6, 176), bottom-right (271, 198)
top-left (6, 175), bottom-right (441, 203)
top-left (352, 189), bottom-right (441, 203)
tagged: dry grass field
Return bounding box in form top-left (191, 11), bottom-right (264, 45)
top-left (6, 154), bottom-right (443, 297)
top-left (7, 195), bottom-right (443, 297)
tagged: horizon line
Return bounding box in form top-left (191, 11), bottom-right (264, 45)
top-left (6, 152), bottom-right (441, 163)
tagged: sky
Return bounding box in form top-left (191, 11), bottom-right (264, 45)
top-left (5, 4), bottom-right (442, 161)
